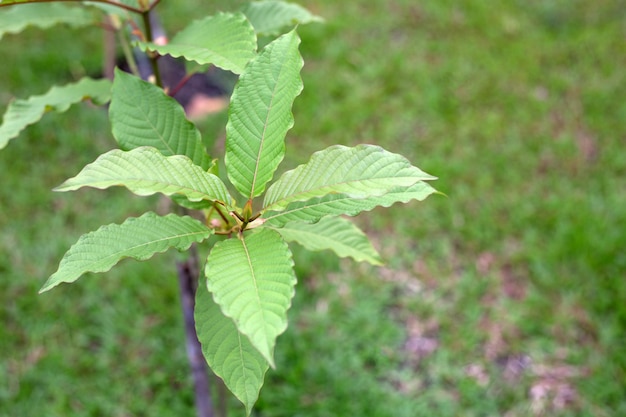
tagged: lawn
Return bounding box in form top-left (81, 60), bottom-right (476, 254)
top-left (1, 1), bottom-right (625, 416)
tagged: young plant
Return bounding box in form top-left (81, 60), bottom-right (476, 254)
top-left (0, 1), bottom-right (437, 414)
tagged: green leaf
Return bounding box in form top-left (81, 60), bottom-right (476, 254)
top-left (242, 0), bottom-right (323, 37)
top-left (263, 144), bottom-right (437, 212)
top-left (195, 284), bottom-right (269, 415)
top-left (136, 13), bottom-right (256, 75)
top-left (265, 181), bottom-right (438, 226)
top-left (0, 0), bottom-right (144, 11)
top-left (41, 212), bottom-right (212, 292)
top-left (225, 30), bottom-right (303, 200)
top-left (205, 228), bottom-right (296, 367)
top-left (0, 77), bottom-right (111, 150)
top-left (271, 216), bottom-right (383, 265)
top-left (109, 69), bottom-right (211, 170)
top-left (0, 3), bottom-right (96, 40)
top-left (55, 147), bottom-right (233, 207)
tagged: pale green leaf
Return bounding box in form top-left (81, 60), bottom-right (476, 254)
top-left (0, 3), bottom-right (96, 40)
top-left (265, 181), bottom-right (438, 226)
top-left (205, 228), bottom-right (296, 367)
top-left (195, 284), bottom-right (269, 415)
top-left (55, 147), bottom-right (232, 206)
top-left (110, 69), bottom-right (213, 210)
top-left (109, 69), bottom-right (211, 169)
top-left (136, 13), bottom-right (256, 75)
top-left (0, 0), bottom-right (144, 12)
top-left (225, 30), bottom-right (303, 200)
top-left (0, 77), bottom-right (111, 150)
top-left (242, 0), bottom-right (323, 36)
top-left (271, 216), bottom-right (383, 265)
top-left (263, 144), bottom-right (437, 211)
top-left (41, 212), bottom-right (212, 292)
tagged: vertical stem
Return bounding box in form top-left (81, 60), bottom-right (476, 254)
top-left (117, 23), bottom-right (141, 77)
top-left (142, 4), bottom-right (214, 415)
top-left (141, 10), bottom-right (163, 87)
top-left (102, 16), bottom-right (116, 80)
top-left (143, 3), bottom-right (215, 414)
top-left (177, 245), bottom-right (215, 417)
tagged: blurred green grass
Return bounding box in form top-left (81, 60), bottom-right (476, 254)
top-left (1, 1), bottom-right (625, 416)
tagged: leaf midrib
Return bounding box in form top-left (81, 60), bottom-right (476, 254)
top-left (249, 77), bottom-right (277, 199)
top-left (264, 175), bottom-right (423, 211)
top-left (135, 95), bottom-right (177, 156)
top-left (249, 36), bottom-right (297, 199)
top-left (57, 177), bottom-right (219, 201)
top-left (241, 235), bottom-right (267, 340)
top-left (66, 229), bottom-right (209, 270)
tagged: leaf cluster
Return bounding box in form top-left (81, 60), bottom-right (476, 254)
top-left (0, 1), bottom-right (437, 414)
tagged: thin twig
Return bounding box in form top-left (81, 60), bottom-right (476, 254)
top-left (141, 9), bottom-right (163, 87)
top-left (102, 15), bottom-right (116, 80)
top-left (213, 203), bottom-right (232, 228)
top-left (117, 21), bottom-right (141, 77)
top-left (169, 71), bottom-right (194, 97)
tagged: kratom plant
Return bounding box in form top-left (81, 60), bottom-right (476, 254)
top-left (0, 0), bottom-right (437, 414)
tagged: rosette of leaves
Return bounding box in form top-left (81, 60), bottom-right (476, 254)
top-left (1, 3), bottom-right (437, 414)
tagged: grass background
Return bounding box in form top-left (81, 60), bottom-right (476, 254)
top-left (1, 0), bottom-right (625, 416)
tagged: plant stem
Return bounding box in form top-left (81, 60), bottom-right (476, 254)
top-left (117, 22), bottom-right (141, 78)
top-left (213, 203), bottom-right (232, 228)
top-left (141, 10), bottom-right (163, 88)
top-left (102, 16), bottom-right (116, 80)
top-left (177, 246), bottom-right (215, 417)
top-left (169, 71), bottom-right (194, 97)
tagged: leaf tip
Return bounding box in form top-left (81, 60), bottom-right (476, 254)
top-left (371, 258), bottom-right (385, 267)
top-left (38, 279), bottom-right (56, 294)
top-left (255, 343), bottom-right (276, 369)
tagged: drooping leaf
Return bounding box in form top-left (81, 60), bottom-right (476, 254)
top-left (0, 0), bottom-right (145, 12)
top-left (271, 216), bottom-right (383, 265)
top-left (0, 77), bottom-right (111, 149)
top-left (136, 13), bottom-right (256, 75)
top-left (41, 212), bottom-right (212, 292)
top-left (241, 0), bottom-right (323, 37)
top-left (265, 181), bottom-right (438, 226)
top-left (263, 144), bottom-right (437, 212)
top-left (0, 3), bottom-right (96, 40)
top-left (195, 284), bottom-right (269, 415)
top-left (55, 147), bottom-right (232, 207)
top-left (109, 69), bottom-right (211, 170)
top-left (205, 228), bottom-right (296, 367)
top-left (225, 30), bottom-right (303, 200)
